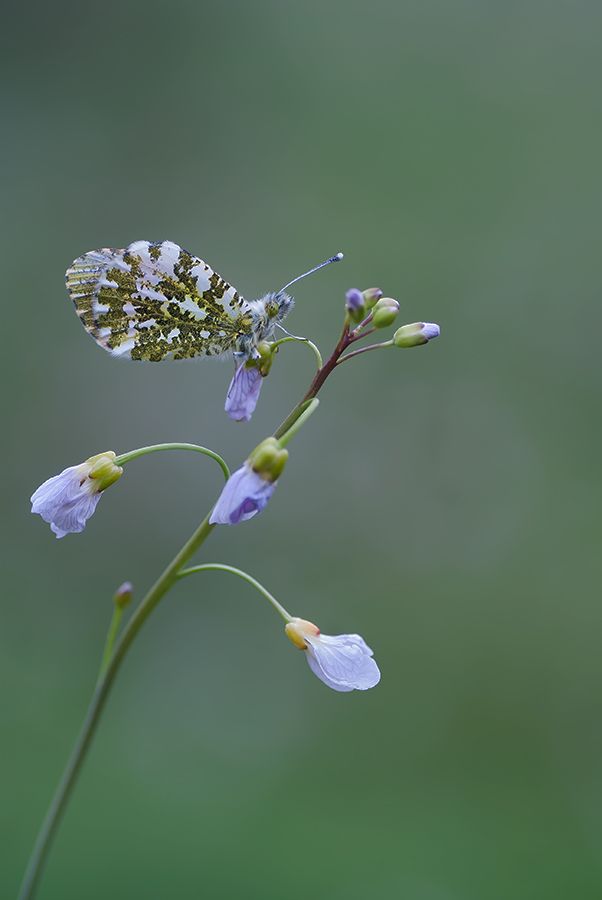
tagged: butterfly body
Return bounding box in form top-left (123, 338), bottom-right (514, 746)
top-left (65, 240), bottom-right (293, 362)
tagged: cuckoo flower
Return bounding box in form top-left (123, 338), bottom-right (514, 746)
top-left (210, 438), bottom-right (287, 526)
top-left (31, 451), bottom-right (123, 538)
top-left (225, 362), bottom-right (264, 422)
top-left (285, 617), bottom-right (381, 692)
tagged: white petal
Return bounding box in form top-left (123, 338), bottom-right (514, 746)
top-left (31, 464), bottom-right (101, 538)
top-left (31, 466), bottom-right (87, 518)
top-left (305, 633), bottom-right (381, 692)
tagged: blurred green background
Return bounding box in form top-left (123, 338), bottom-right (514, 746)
top-left (3, 0), bottom-right (602, 897)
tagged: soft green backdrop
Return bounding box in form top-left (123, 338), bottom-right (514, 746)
top-left (3, 1), bottom-right (602, 897)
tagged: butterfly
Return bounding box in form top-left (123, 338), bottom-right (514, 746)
top-left (65, 240), bottom-right (342, 363)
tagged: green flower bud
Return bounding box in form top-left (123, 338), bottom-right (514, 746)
top-left (85, 451), bottom-right (123, 491)
top-left (114, 581), bottom-right (133, 609)
top-left (362, 287), bottom-right (383, 309)
top-left (393, 322), bottom-right (441, 348)
top-left (256, 341), bottom-right (274, 376)
top-left (248, 437), bottom-right (289, 482)
top-left (372, 297), bottom-right (400, 329)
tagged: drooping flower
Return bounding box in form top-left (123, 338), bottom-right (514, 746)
top-left (225, 362), bottom-right (264, 422)
top-left (31, 451), bottom-right (123, 538)
top-left (209, 437), bottom-right (288, 526)
top-left (209, 462), bottom-right (276, 525)
top-left (285, 617), bottom-right (381, 692)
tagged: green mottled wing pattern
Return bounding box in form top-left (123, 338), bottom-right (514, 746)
top-left (65, 240), bottom-right (254, 361)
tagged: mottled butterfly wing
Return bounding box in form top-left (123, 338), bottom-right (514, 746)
top-left (65, 240), bottom-right (253, 361)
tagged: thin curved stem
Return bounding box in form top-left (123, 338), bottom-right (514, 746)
top-left (115, 443), bottom-right (230, 481)
top-left (177, 563), bottom-right (292, 622)
top-left (270, 335), bottom-right (323, 370)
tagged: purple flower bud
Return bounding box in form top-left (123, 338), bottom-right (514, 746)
top-left (209, 463), bottom-right (277, 525)
top-left (422, 322), bottom-right (440, 341)
top-left (225, 363), bottom-right (264, 422)
top-left (345, 288), bottom-right (364, 313)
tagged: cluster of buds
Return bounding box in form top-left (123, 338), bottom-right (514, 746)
top-left (345, 287), bottom-right (383, 324)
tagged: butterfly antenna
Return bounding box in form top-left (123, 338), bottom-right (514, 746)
top-left (279, 251), bottom-right (344, 293)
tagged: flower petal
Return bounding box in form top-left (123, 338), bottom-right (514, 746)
top-left (225, 364), bottom-right (263, 422)
top-left (305, 633), bottom-right (381, 692)
top-left (31, 464), bottom-right (100, 538)
top-left (209, 463), bottom-right (276, 525)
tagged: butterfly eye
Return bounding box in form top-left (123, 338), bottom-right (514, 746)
top-left (266, 300), bottom-right (279, 318)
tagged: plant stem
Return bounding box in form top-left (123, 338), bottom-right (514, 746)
top-left (270, 335), bottom-right (323, 370)
top-left (20, 316), bottom-right (352, 900)
top-left (277, 399), bottom-right (319, 448)
top-left (97, 604), bottom-right (124, 683)
top-left (177, 563), bottom-right (292, 622)
top-left (336, 340), bottom-right (393, 365)
top-left (115, 443), bottom-right (230, 481)
top-left (18, 514), bottom-right (215, 900)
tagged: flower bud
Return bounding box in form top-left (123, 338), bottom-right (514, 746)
top-left (114, 581), bottom-right (133, 609)
top-left (256, 341), bottom-right (274, 377)
top-left (372, 297), bottom-right (400, 329)
top-left (248, 437), bottom-right (289, 482)
top-left (362, 287), bottom-right (383, 309)
top-left (285, 617), bottom-right (321, 649)
top-left (393, 322), bottom-right (441, 348)
top-left (86, 451), bottom-right (123, 491)
top-left (345, 288), bottom-right (365, 324)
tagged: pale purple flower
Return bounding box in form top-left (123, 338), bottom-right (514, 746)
top-left (225, 363), bottom-right (263, 422)
top-left (209, 462), bottom-right (276, 525)
top-left (31, 451), bottom-right (122, 538)
top-left (285, 618), bottom-right (381, 692)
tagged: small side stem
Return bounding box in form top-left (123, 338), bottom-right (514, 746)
top-left (177, 563), bottom-right (292, 622)
top-left (270, 335), bottom-right (323, 370)
top-left (337, 340), bottom-right (393, 365)
top-left (277, 399), bottom-right (319, 448)
top-left (97, 605), bottom-right (124, 683)
top-left (115, 443), bottom-right (230, 481)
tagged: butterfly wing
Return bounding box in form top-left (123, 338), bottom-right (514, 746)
top-left (65, 240), bottom-right (253, 360)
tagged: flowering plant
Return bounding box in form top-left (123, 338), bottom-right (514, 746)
top-left (21, 271), bottom-right (439, 899)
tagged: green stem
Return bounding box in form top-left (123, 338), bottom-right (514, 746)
top-left (115, 443), bottom-right (230, 481)
top-left (270, 335), bottom-right (323, 370)
top-left (337, 340), bottom-right (393, 365)
top-left (97, 604), bottom-right (124, 683)
top-left (20, 319), bottom-right (347, 899)
top-left (177, 563), bottom-right (292, 622)
top-left (18, 514), bottom-right (215, 900)
top-left (277, 399), bottom-right (319, 448)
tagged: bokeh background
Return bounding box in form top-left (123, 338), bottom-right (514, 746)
top-left (3, 1), bottom-right (602, 897)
